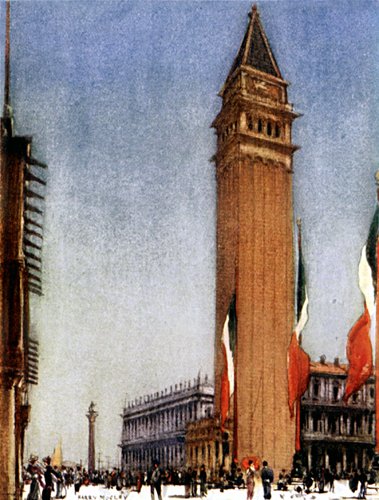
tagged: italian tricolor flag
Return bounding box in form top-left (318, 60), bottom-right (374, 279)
top-left (220, 294), bottom-right (237, 431)
top-left (288, 237), bottom-right (311, 416)
top-left (343, 206), bottom-right (378, 402)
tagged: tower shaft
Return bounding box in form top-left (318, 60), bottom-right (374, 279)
top-left (213, 6), bottom-right (299, 472)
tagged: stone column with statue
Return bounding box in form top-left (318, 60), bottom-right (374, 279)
top-left (86, 402), bottom-right (98, 473)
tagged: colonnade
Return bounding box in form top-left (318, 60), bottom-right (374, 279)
top-left (303, 411), bottom-right (373, 437)
top-left (122, 442), bottom-right (184, 470)
top-left (187, 441), bottom-right (218, 471)
top-left (305, 444), bottom-right (371, 473)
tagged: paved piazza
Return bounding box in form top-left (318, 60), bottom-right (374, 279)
top-left (22, 481), bottom-right (379, 500)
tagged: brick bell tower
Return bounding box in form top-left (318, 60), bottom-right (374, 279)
top-left (213, 5), bottom-right (299, 472)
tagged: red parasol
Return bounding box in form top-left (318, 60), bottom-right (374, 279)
top-left (241, 456), bottom-right (260, 470)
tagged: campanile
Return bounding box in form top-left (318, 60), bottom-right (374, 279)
top-left (213, 5), bottom-right (299, 471)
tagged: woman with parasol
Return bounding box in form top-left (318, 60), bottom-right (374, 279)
top-left (241, 457), bottom-right (259, 500)
top-left (26, 455), bottom-right (44, 500)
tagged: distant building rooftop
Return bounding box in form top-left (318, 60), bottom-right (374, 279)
top-left (310, 357), bottom-right (347, 376)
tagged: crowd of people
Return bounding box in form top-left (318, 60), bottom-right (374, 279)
top-left (23, 455), bottom-right (277, 500)
top-left (25, 455), bottom-right (68, 500)
top-left (278, 466), bottom-right (377, 499)
top-left (23, 454), bottom-right (379, 500)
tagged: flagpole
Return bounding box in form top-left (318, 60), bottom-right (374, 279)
top-left (295, 218), bottom-right (302, 453)
top-left (375, 171), bottom-right (379, 453)
top-left (233, 317), bottom-right (238, 462)
top-left (296, 218), bottom-right (302, 340)
top-left (233, 146), bottom-right (241, 465)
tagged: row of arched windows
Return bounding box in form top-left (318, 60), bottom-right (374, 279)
top-left (220, 121), bottom-right (237, 142)
top-left (246, 114), bottom-right (281, 138)
top-left (219, 115), bottom-right (282, 143)
top-left (308, 377), bottom-right (374, 405)
top-left (302, 411), bottom-right (373, 437)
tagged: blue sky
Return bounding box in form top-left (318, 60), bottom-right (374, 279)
top-left (3, 0), bottom-right (379, 465)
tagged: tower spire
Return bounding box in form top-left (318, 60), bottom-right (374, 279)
top-left (226, 3), bottom-right (282, 83)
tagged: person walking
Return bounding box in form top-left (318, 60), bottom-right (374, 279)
top-left (261, 460), bottom-right (274, 500)
top-left (358, 469), bottom-right (367, 499)
top-left (199, 465), bottom-right (207, 498)
top-left (246, 460), bottom-right (255, 500)
top-left (184, 467), bottom-right (192, 499)
top-left (150, 461), bottom-right (162, 500)
top-left (74, 466), bottom-right (83, 495)
top-left (162, 469), bottom-right (170, 499)
top-left (328, 469), bottom-right (335, 493)
top-left (303, 470), bottom-right (313, 494)
top-left (317, 467), bottom-right (325, 493)
top-left (26, 455), bottom-right (44, 500)
top-left (349, 470), bottom-right (359, 495)
top-left (54, 466), bottom-right (63, 499)
top-left (42, 457), bottom-right (57, 500)
top-left (191, 467), bottom-right (198, 497)
top-left (136, 467), bottom-right (144, 493)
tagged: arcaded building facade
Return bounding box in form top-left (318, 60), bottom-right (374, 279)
top-left (0, 3), bottom-right (45, 499)
top-left (122, 364), bottom-right (375, 474)
top-left (185, 418), bottom-right (222, 480)
top-left (213, 5), bottom-right (298, 471)
top-left (184, 360), bottom-right (375, 474)
top-left (301, 359), bottom-right (375, 472)
top-left (120, 376), bottom-right (214, 471)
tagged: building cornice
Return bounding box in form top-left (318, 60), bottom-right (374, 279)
top-left (215, 141), bottom-right (296, 174)
top-left (123, 385), bottom-right (214, 418)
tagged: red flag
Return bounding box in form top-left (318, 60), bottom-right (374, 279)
top-left (288, 219), bottom-right (311, 420)
top-left (288, 332), bottom-right (310, 418)
top-left (342, 204), bottom-right (377, 402)
top-left (287, 220), bottom-right (310, 432)
top-left (343, 305), bottom-right (373, 402)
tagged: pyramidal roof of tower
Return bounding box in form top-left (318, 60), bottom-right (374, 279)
top-left (227, 4), bottom-right (282, 82)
